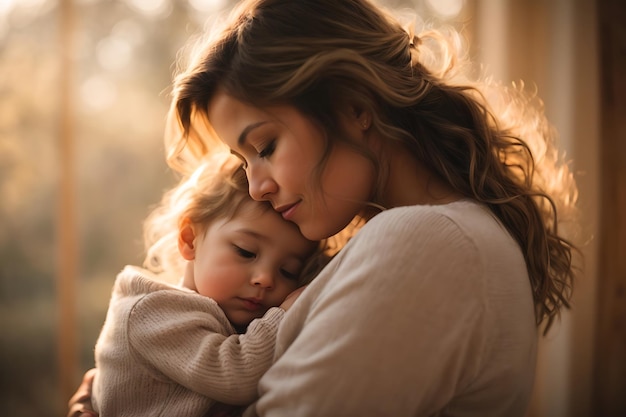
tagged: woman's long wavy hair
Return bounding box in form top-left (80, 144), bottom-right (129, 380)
top-left (166, 0), bottom-right (579, 332)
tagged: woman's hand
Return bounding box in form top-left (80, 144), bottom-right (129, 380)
top-left (67, 368), bottom-right (98, 417)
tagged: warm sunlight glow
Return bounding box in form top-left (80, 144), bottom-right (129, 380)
top-left (1, 0), bottom-right (46, 10)
top-left (0, 0), bottom-right (51, 27)
top-left (0, 0), bottom-right (18, 16)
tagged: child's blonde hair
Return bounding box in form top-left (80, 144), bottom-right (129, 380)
top-left (143, 152), bottom-right (329, 285)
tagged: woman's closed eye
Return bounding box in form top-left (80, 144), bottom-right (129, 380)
top-left (258, 139), bottom-right (276, 159)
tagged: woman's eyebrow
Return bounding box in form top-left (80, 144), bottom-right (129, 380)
top-left (238, 121), bottom-right (268, 146)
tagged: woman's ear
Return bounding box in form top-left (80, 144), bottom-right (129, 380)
top-left (353, 106), bottom-right (371, 131)
top-left (178, 219), bottom-right (197, 261)
top-left (340, 104), bottom-right (371, 138)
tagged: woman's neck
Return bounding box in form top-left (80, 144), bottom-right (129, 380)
top-left (379, 145), bottom-right (464, 209)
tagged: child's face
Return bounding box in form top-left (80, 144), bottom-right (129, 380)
top-left (183, 201), bottom-right (317, 329)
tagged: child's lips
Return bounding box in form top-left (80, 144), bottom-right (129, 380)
top-left (240, 297), bottom-right (264, 311)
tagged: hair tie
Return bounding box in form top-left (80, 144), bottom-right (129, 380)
top-left (366, 202), bottom-right (387, 212)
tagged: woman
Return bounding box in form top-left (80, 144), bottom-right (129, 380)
top-left (70, 0), bottom-right (578, 416)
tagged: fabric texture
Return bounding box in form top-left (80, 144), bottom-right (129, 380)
top-left (92, 266), bottom-right (284, 417)
top-left (245, 200), bottom-right (538, 417)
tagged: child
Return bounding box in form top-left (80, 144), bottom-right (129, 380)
top-left (91, 153), bottom-right (326, 417)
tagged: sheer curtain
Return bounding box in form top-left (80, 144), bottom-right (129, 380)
top-left (472, 1), bottom-right (600, 416)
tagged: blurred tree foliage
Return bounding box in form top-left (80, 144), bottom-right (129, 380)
top-left (0, 0), bottom-right (230, 415)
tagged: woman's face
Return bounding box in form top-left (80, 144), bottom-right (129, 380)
top-left (207, 91), bottom-right (376, 240)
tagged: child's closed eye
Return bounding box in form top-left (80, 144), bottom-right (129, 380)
top-left (234, 245), bottom-right (256, 259)
top-left (280, 268), bottom-right (299, 281)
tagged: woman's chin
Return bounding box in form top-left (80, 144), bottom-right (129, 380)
top-left (298, 221), bottom-right (350, 242)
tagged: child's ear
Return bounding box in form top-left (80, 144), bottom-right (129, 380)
top-left (178, 219), bottom-right (197, 261)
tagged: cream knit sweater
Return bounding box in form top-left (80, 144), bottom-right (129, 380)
top-left (93, 266), bottom-right (283, 417)
top-left (246, 200), bottom-right (538, 417)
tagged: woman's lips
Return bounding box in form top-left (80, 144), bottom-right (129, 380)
top-left (277, 201), bottom-right (299, 221)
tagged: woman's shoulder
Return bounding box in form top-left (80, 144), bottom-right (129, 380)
top-left (347, 199), bottom-right (520, 267)
top-left (361, 199), bottom-right (494, 242)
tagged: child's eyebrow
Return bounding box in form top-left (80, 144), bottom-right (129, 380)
top-left (235, 228), bottom-right (267, 241)
top-left (238, 122), bottom-right (268, 146)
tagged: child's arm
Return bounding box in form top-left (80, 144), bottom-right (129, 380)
top-left (127, 290), bottom-right (284, 405)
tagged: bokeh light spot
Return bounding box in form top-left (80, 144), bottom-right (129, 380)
top-left (80, 75), bottom-right (117, 111)
top-left (123, 0), bottom-right (171, 19)
top-left (425, 0), bottom-right (464, 19)
top-left (188, 0), bottom-right (227, 13)
top-left (97, 36), bottom-right (132, 71)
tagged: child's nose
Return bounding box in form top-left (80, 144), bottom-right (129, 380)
top-left (251, 270), bottom-right (275, 289)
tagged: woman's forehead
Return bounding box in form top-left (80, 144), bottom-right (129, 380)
top-left (207, 92), bottom-right (303, 146)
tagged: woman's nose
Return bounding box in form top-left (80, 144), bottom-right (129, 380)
top-left (251, 270), bottom-right (275, 289)
top-left (247, 164), bottom-right (277, 201)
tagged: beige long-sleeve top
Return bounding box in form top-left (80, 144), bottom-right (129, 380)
top-left (245, 200), bottom-right (538, 417)
top-left (93, 266), bottom-right (284, 417)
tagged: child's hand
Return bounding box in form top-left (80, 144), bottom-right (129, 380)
top-left (279, 285), bottom-right (307, 311)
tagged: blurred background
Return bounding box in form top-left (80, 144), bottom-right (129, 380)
top-left (0, 0), bottom-right (622, 416)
